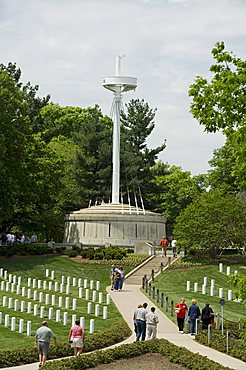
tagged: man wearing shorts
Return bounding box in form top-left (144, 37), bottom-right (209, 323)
top-left (35, 321), bottom-right (56, 367)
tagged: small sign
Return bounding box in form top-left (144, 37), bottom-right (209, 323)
top-left (219, 299), bottom-right (225, 306)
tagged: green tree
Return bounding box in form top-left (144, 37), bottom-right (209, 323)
top-left (149, 163), bottom-right (206, 235)
top-left (189, 42), bottom-right (246, 190)
top-left (229, 273), bottom-right (246, 303)
top-left (174, 190), bottom-right (246, 258)
top-left (120, 99), bottom-right (166, 207)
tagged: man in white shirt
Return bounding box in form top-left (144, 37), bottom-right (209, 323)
top-left (146, 306), bottom-right (159, 339)
top-left (135, 302), bottom-right (148, 341)
top-left (171, 239), bottom-right (177, 257)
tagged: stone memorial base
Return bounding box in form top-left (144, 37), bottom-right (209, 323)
top-left (64, 203), bottom-right (166, 249)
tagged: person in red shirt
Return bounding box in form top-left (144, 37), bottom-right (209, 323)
top-left (68, 319), bottom-right (84, 356)
top-left (175, 298), bottom-right (188, 333)
top-left (160, 236), bottom-right (168, 257)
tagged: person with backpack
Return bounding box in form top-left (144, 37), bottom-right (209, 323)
top-left (201, 303), bottom-right (214, 330)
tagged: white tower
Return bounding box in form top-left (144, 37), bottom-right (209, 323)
top-left (102, 56), bottom-right (137, 204)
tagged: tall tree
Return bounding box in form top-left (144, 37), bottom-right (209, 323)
top-left (189, 42), bottom-right (246, 189)
top-left (120, 99), bottom-right (166, 207)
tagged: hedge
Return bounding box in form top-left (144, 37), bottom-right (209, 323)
top-left (0, 243), bottom-right (54, 257)
top-left (42, 339), bottom-right (231, 370)
top-left (0, 321), bottom-right (131, 368)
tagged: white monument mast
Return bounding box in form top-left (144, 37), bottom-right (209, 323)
top-left (102, 56), bottom-right (137, 204)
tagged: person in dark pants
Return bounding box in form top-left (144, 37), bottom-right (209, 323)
top-left (175, 298), bottom-right (188, 333)
top-left (135, 302), bottom-right (148, 341)
top-left (201, 303), bottom-right (214, 330)
top-left (188, 299), bottom-right (201, 335)
top-left (133, 304), bottom-right (142, 339)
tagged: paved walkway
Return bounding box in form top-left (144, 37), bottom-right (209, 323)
top-left (4, 257), bottom-right (246, 370)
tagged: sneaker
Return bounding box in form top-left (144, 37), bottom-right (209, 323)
top-left (180, 331), bottom-right (184, 334)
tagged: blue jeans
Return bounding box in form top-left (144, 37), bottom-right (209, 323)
top-left (113, 279), bottom-right (119, 290)
top-left (119, 277), bottom-right (124, 290)
top-left (136, 319), bottom-right (146, 341)
top-left (189, 319), bottom-right (197, 334)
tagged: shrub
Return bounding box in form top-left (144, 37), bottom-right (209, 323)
top-left (0, 244), bottom-right (54, 257)
top-left (67, 250), bottom-right (77, 258)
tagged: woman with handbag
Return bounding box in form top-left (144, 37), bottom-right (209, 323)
top-left (175, 298), bottom-right (188, 333)
top-left (68, 319), bottom-right (84, 356)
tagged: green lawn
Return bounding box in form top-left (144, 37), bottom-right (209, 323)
top-left (0, 256), bottom-right (131, 351)
top-left (144, 260), bottom-right (246, 325)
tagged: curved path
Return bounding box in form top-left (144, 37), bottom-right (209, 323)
top-left (5, 255), bottom-right (246, 370)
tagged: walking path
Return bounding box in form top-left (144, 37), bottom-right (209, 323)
top-left (4, 253), bottom-right (245, 370)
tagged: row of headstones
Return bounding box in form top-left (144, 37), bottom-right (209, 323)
top-left (186, 278), bottom-right (233, 300)
top-left (0, 270), bottom-right (101, 294)
top-left (0, 313), bottom-right (96, 335)
top-left (1, 296), bottom-right (110, 318)
top-left (0, 282), bottom-right (109, 305)
top-left (219, 263), bottom-right (238, 276)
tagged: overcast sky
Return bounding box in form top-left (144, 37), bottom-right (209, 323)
top-left (1, 0), bottom-right (245, 174)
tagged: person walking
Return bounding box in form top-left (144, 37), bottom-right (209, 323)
top-left (68, 319), bottom-right (84, 356)
top-left (113, 268), bottom-right (121, 291)
top-left (175, 298), bottom-right (188, 333)
top-left (135, 302), bottom-right (148, 341)
top-left (133, 304), bottom-right (142, 340)
top-left (110, 265), bottom-right (115, 290)
top-left (118, 266), bottom-right (124, 291)
top-left (146, 306), bottom-right (159, 339)
top-left (201, 303), bottom-right (214, 330)
top-left (35, 321), bottom-right (56, 367)
top-left (160, 236), bottom-right (168, 257)
top-left (188, 299), bottom-right (201, 335)
top-left (171, 238), bottom-right (177, 257)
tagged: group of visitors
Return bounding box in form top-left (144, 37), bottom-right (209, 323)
top-left (0, 231), bottom-right (38, 245)
top-left (175, 298), bottom-right (214, 335)
top-left (35, 319), bottom-right (84, 367)
top-left (110, 265), bottom-right (124, 291)
top-left (160, 236), bottom-right (177, 257)
top-left (133, 302), bottom-right (159, 341)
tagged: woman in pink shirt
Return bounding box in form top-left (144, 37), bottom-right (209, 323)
top-left (68, 319), bottom-right (84, 356)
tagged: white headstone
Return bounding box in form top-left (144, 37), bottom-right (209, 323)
top-left (90, 280), bottom-right (94, 290)
top-left (27, 320), bottom-right (31, 336)
top-left (186, 281), bottom-right (190, 291)
top-left (8, 297), bottom-right (13, 309)
top-left (103, 306), bottom-right (108, 319)
top-left (87, 302), bottom-right (92, 314)
top-left (40, 306), bottom-right (45, 318)
top-left (56, 309), bottom-right (61, 322)
top-left (51, 271), bottom-right (55, 280)
top-left (20, 301), bottom-right (25, 312)
top-left (71, 314), bottom-right (76, 325)
top-left (0, 312), bottom-right (2, 325)
top-left (60, 283), bottom-right (64, 293)
top-left (38, 280), bottom-right (42, 289)
top-left (14, 299), bottom-right (19, 311)
top-left (1, 281), bottom-right (4, 290)
top-left (95, 304), bottom-right (99, 317)
top-left (89, 318), bottom-right (94, 333)
top-left (85, 289), bottom-right (89, 300)
top-left (203, 276), bottom-right (207, 285)
top-left (194, 282), bottom-right (198, 293)
top-left (210, 286), bottom-right (214, 296)
top-left (4, 270), bottom-right (7, 279)
top-left (8, 274), bottom-right (12, 283)
top-left (211, 279), bottom-right (215, 287)
top-left (32, 279), bottom-right (36, 288)
top-left (27, 278), bottom-right (31, 287)
top-left (11, 317), bottom-right (16, 331)
top-left (78, 278), bottom-right (82, 288)
top-left (39, 292), bottom-right (43, 303)
top-left (48, 307), bottom-right (53, 320)
top-left (66, 276), bottom-right (70, 286)
top-left (43, 281), bottom-right (47, 290)
top-left (6, 282), bottom-right (10, 291)
top-left (219, 263), bottom-right (223, 273)
top-left (72, 298), bottom-right (77, 311)
top-left (58, 296), bottom-right (63, 308)
top-left (92, 290), bottom-right (97, 302)
top-left (51, 295), bottom-right (56, 306)
top-left (54, 282), bottom-right (58, 292)
top-left (73, 277), bottom-right (77, 287)
top-left (17, 276), bottom-right (22, 285)
top-left (84, 279), bottom-right (87, 288)
top-left (11, 283), bottom-right (15, 293)
top-left (66, 285), bottom-right (70, 295)
top-left (19, 318), bottom-right (24, 333)
top-left (219, 288), bottom-right (223, 298)
top-left (13, 275), bottom-right (17, 284)
top-left (96, 281), bottom-right (100, 291)
top-left (4, 314), bottom-right (9, 327)
top-left (45, 293), bottom-right (49, 305)
top-left (0, 268), bottom-right (3, 277)
top-left (99, 292), bottom-right (103, 304)
top-left (61, 276), bottom-right (65, 284)
top-left (16, 285), bottom-right (21, 295)
top-left (80, 316), bottom-right (85, 328)
top-left (33, 290), bottom-right (38, 301)
top-left (63, 312), bottom-right (68, 325)
top-left (228, 290), bottom-right (232, 301)
top-left (27, 289), bottom-right (32, 299)
top-left (226, 266), bottom-right (231, 276)
top-left (202, 284), bottom-right (206, 295)
top-left (34, 304), bottom-right (38, 316)
top-left (78, 287), bottom-right (83, 298)
top-left (46, 269), bottom-right (49, 278)
top-left (22, 287), bottom-right (26, 297)
top-left (106, 294), bottom-right (110, 305)
top-left (27, 302), bottom-right (32, 314)
top-left (2, 296), bottom-right (7, 307)
top-left (48, 282), bottom-right (52, 291)
top-left (65, 297), bottom-right (69, 309)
